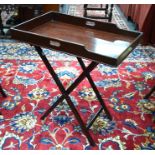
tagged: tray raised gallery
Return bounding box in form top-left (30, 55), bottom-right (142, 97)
top-left (11, 11), bottom-right (143, 66)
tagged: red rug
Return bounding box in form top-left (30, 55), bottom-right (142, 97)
top-left (0, 5), bottom-right (155, 150)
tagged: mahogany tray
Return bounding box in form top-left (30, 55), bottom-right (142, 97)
top-left (11, 11), bottom-right (143, 66)
top-left (10, 11), bottom-right (143, 146)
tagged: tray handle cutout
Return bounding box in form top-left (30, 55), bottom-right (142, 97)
top-left (50, 40), bottom-right (61, 47)
top-left (86, 21), bottom-right (96, 27)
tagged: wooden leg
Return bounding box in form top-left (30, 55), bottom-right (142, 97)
top-left (0, 84), bottom-right (6, 97)
top-left (83, 4), bottom-right (88, 17)
top-left (34, 46), bottom-right (113, 146)
top-left (144, 85), bottom-right (155, 99)
top-left (77, 57), bottom-right (112, 122)
top-left (0, 10), bottom-right (5, 35)
top-left (35, 46), bottom-right (97, 146)
top-left (105, 4), bottom-right (109, 17)
top-left (108, 4), bottom-right (114, 22)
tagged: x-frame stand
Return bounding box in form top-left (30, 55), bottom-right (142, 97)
top-left (35, 46), bottom-right (112, 146)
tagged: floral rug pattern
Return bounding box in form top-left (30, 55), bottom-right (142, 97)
top-left (0, 5), bottom-right (155, 150)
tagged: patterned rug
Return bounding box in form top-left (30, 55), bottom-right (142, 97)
top-left (0, 5), bottom-right (155, 150)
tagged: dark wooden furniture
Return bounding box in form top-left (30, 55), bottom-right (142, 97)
top-left (0, 4), bottom-right (43, 37)
top-left (84, 4), bottom-right (114, 22)
top-left (43, 4), bottom-right (60, 12)
top-left (0, 84), bottom-right (6, 115)
top-left (11, 11), bottom-right (142, 146)
top-left (0, 9), bottom-right (4, 35)
top-left (0, 84), bottom-right (6, 97)
top-left (144, 85), bottom-right (155, 99)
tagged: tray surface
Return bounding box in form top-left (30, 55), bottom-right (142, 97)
top-left (11, 12), bottom-right (142, 66)
top-left (30, 21), bottom-right (134, 58)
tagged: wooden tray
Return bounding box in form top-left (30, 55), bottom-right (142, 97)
top-left (11, 11), bottom-right (143, 66)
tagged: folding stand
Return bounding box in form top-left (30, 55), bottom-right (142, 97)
top-left (35, 46), bottom-right (112, 146)
top-left (11, 11), bottom-right (142, 146)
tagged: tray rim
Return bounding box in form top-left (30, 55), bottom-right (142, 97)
top-left (10, 11), bottom-right (143, 66)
